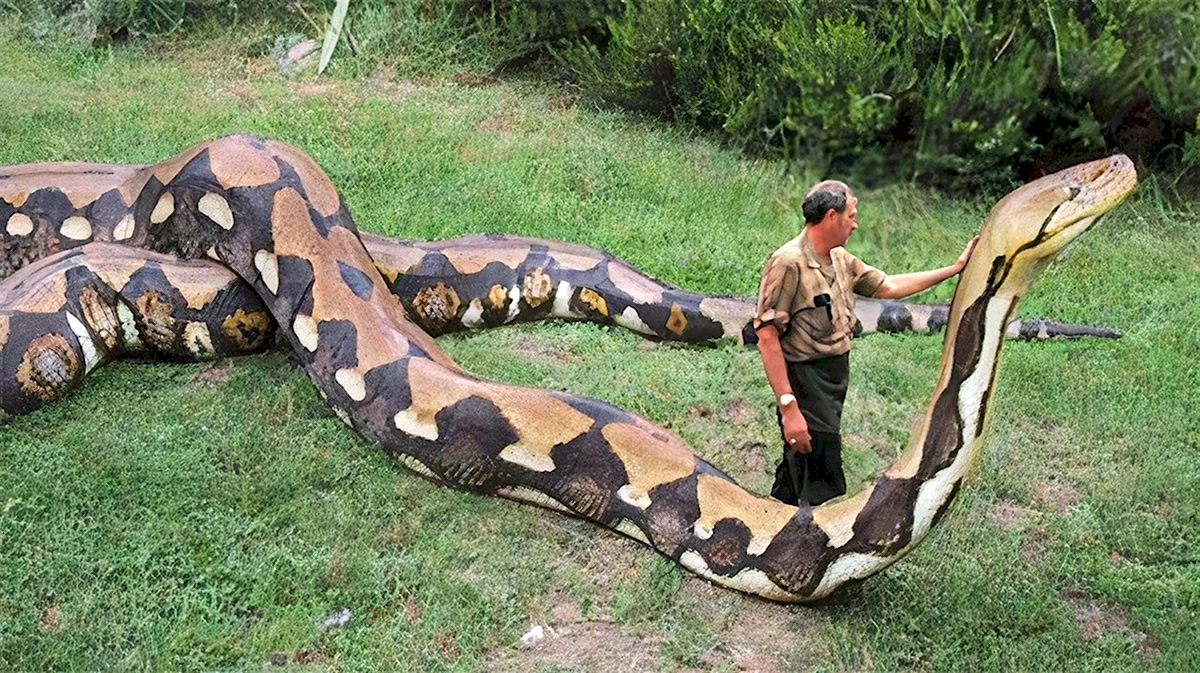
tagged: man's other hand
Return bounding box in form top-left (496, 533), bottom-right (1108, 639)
top-left (781, 403), bottom-right (812, 454)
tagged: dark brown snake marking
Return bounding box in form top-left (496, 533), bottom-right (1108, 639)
top-left (0, 137), bottom-right (1136, 600)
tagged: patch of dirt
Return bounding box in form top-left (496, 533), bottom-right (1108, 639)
top-left (495, 525), bottom-right (828, 673)
top-left (550, 600), bottom-right (585, 624)
top-left (452, 72), bottom-right (500, 87)
top-left (511, 333), bottom-right (575, 365)
top-left (742, 442), bottom-right (768, 473)
top-left (291, 82), bottom-right (340, 98)
top-left (367, 65), bottom-right (422, 98)
top-left (985, 499), bottom-right (1038, 531)
top-left (1022, 524), bottom-right (1052, 564)
top-left (724, 397), bottom-right (756, 424)
top-left (375, 515), bottom-right (416, 549)
top-left (486, 621), bottom-right (662, 673)
top-left (1034, 480), bottom-right (1082, 514)
top-left (1063, 590), bottom-right (1161, 659)
top-left (39, 604), bottom-right (64, 632)
top-left (676, 580), bottom-right (829, 672)
top-left (435, 631), bottom-right (461, 660)
top-left (191, 360), bottom-right (234, 386)
top-left (707, 608), bottom-right (819, 673)
top-left (221, 80), bottom-right (264, 111)
top-left (1066, 590), bottom-right (1130, 639)
top-left (478, 115), bottom-right (516, 134)
top-left (546, 95), bottom-right (575, 111)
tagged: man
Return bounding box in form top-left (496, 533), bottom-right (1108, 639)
top-left (754, 180), bottom-right (977, 506)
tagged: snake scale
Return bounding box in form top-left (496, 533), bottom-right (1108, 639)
top-left (0, 136), bottom-right (1136, 601)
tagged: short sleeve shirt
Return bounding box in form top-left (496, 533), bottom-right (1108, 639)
top-left (754, 230), bottom-right (886, 362)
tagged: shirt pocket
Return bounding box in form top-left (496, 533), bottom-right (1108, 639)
top-left (791, 294), bottom-right (835, 341)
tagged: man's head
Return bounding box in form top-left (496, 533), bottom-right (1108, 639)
top-left (802, 180), bottom-right (858, 247)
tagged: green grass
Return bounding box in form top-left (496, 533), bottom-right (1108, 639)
top-left (1, 29), bottom-right (1197, 672)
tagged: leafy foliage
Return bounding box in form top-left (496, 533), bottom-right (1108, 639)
top-left (6, 0), bottom-right (1198, 188)
top-left (489, 0), bottom-right (1200, 190)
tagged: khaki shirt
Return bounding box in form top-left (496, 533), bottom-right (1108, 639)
top-left (754, 230), bottom-right (886, 362)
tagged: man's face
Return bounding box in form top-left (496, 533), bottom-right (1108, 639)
top-left (833, 195), bottom-right (859, 246)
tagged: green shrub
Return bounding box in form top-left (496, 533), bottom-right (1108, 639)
top-left (4, 0), bottom-right (285, 43)
top-left (517, 0), bottom-right (1199, 189)
top-left (5, 0), bottom-right (1196, 190)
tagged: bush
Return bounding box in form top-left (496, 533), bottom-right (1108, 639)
top-left (4, 0), bottom-right (287, 43)
top-left (504, 0), bottom-right (1200, 190)
top-left (6, 0), bottom-right (1197, 191)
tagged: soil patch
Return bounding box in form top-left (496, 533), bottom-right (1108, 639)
top-left (511, 333), bottom-right (575, 365)
top-left (742, 442), bottom-right (768, 473)
top-left (986, 499), bottom-right (1038, 531)
top-left (1034, 480), bottom-right (1082, 514)
top-left (478, 115), bottom-right (516, 134)
top-left (191, 360), bottom-right (234, 386)
top-left (1021, 524), bottom-right (1052, 564)
top-left (367, 66), bottom-right (423, 98)
top-left (39, 604), bottom-right (64, 632)
top-left (1063, 590), bottom-right (1161, 660)
top-left (486, 621), bottom-right (662, 673)
top-left (724, 397), bottom-right (757, 424)
top-left (703, 607), bottom-right (821, 673)
top-left (676, 576), bottom-right (828, 671)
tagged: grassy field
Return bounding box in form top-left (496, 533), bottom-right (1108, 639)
top-left (1, 28), bottom-right (1197, 672)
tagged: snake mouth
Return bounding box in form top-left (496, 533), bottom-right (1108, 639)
top-left (1043, 154), bottom-right (1137, 244)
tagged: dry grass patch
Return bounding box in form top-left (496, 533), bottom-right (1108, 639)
top-left (38, 604), bottom-right (64, 633)
top-left (723, 397), bottom-right (758, 425)
top-left (674, 578), bottom-right (830, 672)
top-left (486, 621), bottom-right (663, 673)
top-left (511, 332), bottom-right (576, 365)
top-left (191, 359), bottom-right (235, 385)
top-left (986, 498), bottom-right (1040, 531)
top-left (1063, 590), bottom-right (1162, 660)
top-left (367, 66), bottom-right (423, 98)
top-left (1034, 480), bottom-right (1083, 514)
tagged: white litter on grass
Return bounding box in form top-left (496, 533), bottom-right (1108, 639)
top-left (320, 608), bottom-right (351, 629)
top-left (520, 624), bottom-right (551, 648)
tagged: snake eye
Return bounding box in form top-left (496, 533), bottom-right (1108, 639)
top-left (1067, 185), bottom-right (1082, 200)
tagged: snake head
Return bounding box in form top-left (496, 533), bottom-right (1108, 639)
top-left (966, 154), bottom-right (1138, 296)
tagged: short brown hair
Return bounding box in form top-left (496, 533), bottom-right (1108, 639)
top-left (801, 180), bottom-right (852, 224)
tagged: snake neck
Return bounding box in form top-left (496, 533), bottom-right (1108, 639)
top-left (789, 266), bottom-right (1018, 599)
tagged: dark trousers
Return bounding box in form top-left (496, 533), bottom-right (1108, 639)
top-left (770, 353), bottom-right (850, 507)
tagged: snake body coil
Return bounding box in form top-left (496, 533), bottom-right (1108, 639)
top-left (0, 137), bottom-right (1135, 601)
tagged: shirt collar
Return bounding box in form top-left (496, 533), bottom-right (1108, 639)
top-left (798, 229), bottom-right (823, 269)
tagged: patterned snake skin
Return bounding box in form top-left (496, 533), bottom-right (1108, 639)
top-left (0, 137), bottom-right (1136, 600)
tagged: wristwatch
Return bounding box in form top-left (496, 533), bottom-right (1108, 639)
top-left (778, 394), bottom-right (796, 407)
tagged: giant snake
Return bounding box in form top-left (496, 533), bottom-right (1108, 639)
top-left (0, 137), bottom-right (1136, 601)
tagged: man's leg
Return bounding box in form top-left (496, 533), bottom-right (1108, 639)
top-left (769, 407), bottom-right (805, 505)
top-left (800, 430), bottom-right (847, 506)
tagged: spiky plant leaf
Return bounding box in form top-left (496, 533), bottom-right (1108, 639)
top-left (317, 0), bottom-right (350, 75)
